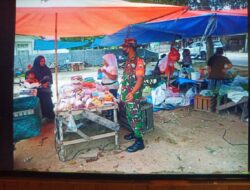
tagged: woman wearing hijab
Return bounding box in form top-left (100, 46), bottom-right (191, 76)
top-left (98, 54), bottom-right (119, 120)
top-left (99, 53), bottom-right (119, 98)
top-left (32, 55), bottom-right (55, 122)
top-left (181, 49), bottom-right (192, 68)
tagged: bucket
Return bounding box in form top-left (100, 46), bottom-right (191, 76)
top-left (191, 72), bottom-right (200, 80)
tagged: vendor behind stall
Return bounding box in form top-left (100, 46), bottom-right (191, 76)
top-left (98, 53), bottom-right (119, 98)
top-left (32, 55), bottom-right (55, 122)
top-left (181, 49), bottom-right (192, 68)
top-left (207, 47), bottom-right (233, 90)
top-left (153, 54), bottom-right (166, 75)
top-left (158, 47), bottom-right (180, 76)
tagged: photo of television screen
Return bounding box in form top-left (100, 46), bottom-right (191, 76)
top-left (1, 0), bottom-right (249, 177)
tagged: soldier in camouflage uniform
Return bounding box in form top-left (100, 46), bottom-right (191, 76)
top-left (121, 38), bottom-right (145, 152)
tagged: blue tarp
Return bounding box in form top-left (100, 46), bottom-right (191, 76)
top-left (94, 13), bottom-right (247, 47)
top-left (136, 14), bottom-right (248, 38)
top-left (34, 39), bottom-right (89, 50)
top-left (92, 25), bottom-right (181, 47)
top-left (90, 38), bottom-right (103, 48)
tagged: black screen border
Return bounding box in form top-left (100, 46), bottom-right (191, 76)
top-left (0, 0), bottom-right (249, 181)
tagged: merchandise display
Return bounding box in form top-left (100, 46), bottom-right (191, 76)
top-left (56, 76), bottom-right (117, 112)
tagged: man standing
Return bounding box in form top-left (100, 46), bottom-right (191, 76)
top-left (207, 47), bottom-right (233, 90)
top-left (121, 38), bottom-right (145, 153)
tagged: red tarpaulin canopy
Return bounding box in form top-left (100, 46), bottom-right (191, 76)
top-left (215, 8), bottom-right (247, 16)
top-left (16, 5), bottom-right (186, 99)
top-left (16, 6), bottom-right (186, 37)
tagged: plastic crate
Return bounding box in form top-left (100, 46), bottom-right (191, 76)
top-left (141, 103), bottom-right (154, 133)
top-left (13, 115), bottom-right (41, 142)
top-left (13, 96), bottom-right (42, 142)
top-left (194, 95), bottom-right (216, 112)
top-left (14, 96), bottom-right (39, 111)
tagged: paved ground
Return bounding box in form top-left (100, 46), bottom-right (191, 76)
top-left (219, 51), bottom-right (248, 67)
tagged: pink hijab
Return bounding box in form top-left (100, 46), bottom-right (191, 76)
top-left (102, 53), bottom-right (118, 73)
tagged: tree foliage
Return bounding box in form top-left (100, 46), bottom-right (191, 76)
top-left (60, 36), bottom-right (104, 50)
top-left (126, 0), bottom-right (248, 10)
top-left (188, 0), bottom-right (248, 10)
top-left (126, 0), bottom-right (187, 6)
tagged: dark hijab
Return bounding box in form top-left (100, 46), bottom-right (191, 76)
top-left (182, 49), bottom-right (192, 65)
top-left (32, 55), bottom-right (52, 84)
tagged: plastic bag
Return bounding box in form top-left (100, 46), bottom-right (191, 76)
top-left (66, 114), bottom-right (77, 132)
top-left (185, 87), bottom-right (198, 105)
top-left (231, 75), bottom-right (248, 86)
top-left (219, 85), bottom-right (244, 96)
top-left (199, 89), bottom-right (214, 97)
top-left (151, 83), bottom-right (167, 106)
top-left (227, 91), bottom-right (248, 103)
top-left (158, 56), bottom-right (167, 73)
top-left (159, 87), bottom-right (171, 98)
top-left (165, 96), bottom-right (184, 106)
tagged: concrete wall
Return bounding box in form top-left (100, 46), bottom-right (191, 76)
top-left (14, 49), bottom-right (158, 73)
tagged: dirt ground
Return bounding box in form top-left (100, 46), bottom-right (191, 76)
top-left (13, 66), bottom-right (248, 174)
top-left (14, 107), bottom-right (248, 174)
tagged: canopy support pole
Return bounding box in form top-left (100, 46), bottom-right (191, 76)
top-left (55, 12), bottom-right (59, 101)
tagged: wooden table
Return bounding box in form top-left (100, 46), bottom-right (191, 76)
top-left (175, 77), bottom-right (207, 92)
top-left (216, 95), bottom-right (248, 121)
top-left (55, 104), bottom-right (119, 162)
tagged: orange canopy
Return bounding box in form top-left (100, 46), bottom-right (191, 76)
top-left (16, 6), bottom-right (186, 37)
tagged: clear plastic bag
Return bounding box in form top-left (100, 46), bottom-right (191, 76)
top-left (66, 114), bottom-right (77, 132)
top-left (151, 83), bottom-right (167, 106)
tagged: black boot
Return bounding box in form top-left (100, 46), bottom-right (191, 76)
top-left (124, 132), bottom-right (135, 141)
top-left (127, 138), bottom-right (145, 153)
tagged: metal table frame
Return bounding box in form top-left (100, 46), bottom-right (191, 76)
top-left (55, 105), bottom-right (119, 161)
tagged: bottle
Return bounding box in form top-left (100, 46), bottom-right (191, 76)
top-left (97, 71), bottom-right (102, 80)
top-left (200, 68), bottom-right (205, 79)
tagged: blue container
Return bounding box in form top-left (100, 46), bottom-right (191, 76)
top-left (13, 96), bottom-right (42, 142)
top-left (13, 115), bottom-right (41, 142)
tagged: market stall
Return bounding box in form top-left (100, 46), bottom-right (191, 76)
top-left (67, 62), bottom-right (85, 71)
top-left (54, 76), bottom-right (119, 161)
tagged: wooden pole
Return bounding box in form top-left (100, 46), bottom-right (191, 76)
top-left (55, 12), bottom-right (59, 101)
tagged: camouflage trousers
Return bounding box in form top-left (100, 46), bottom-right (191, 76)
top-left (121, 90), bottom-right (143, 138)
top-left (125, 100), bottom-right (143, 138)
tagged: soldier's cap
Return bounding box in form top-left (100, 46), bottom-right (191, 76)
top-left (122, 38), bottom-right (137, 48)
